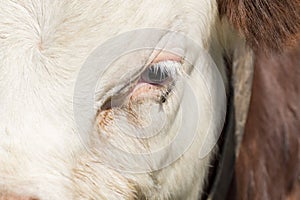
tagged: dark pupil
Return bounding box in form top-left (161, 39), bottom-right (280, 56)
top-left (146, 66), bottom-right (169, 84)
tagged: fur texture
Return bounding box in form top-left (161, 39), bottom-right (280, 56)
top-left (0, 0), bottom-right (298, 199)
top-left (218, 0), bottom-right (300, 52)
top-left (0, 1), bottom-right (228, 199)
top-left (227, 40), bottom-right (300, 200)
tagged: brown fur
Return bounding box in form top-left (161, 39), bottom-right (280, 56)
top-left (227, 41), bottom-right (300, 199)
top-left (218, 0), bottom-right (300, 52)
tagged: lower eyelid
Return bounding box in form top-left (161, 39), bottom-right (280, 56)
top-left (130, 82), bottom-right (161, 100)
top-left (152, 51), bottom-right (183, 63)
top-left (129, 82), bottom-right (174, 105)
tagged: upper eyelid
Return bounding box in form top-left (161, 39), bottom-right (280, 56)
top-left (151, 51), bottom-right (183, 64)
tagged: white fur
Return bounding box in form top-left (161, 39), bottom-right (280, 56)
top-left (0, 0), bottom-right (234, 199)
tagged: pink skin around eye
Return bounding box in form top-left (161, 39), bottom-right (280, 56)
top-left (151, 51), bottom-right (182, 63)
top-left (130, 51), bottom-right (182, 99)
top-left (130, 83), bottom-right (161, 102)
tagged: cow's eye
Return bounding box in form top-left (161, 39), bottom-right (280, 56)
top-left (140, 61), bottom-right (179, 85)
top-left (98, 60), bottom-right (181, 111)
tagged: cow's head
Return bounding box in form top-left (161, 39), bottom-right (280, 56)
top-left (0, 0), bottom-right (298, 199)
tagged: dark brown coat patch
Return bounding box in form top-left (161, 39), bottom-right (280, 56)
top-left (218, 0), bottom-right (300, 52)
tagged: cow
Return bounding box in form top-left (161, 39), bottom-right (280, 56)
top-left (0, 0), bottom-right (299, 200)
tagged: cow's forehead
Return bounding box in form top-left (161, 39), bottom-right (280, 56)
top-left (0, 1), bottom-right (220, 153)
top-left (0, 0), bottom-right (218, 119)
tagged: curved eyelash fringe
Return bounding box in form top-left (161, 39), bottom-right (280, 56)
top-left (149, 60), bottom-right (183, 79)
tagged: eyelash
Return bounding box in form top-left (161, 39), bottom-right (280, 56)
top-left (140, 60), bottom-right (181, 85)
